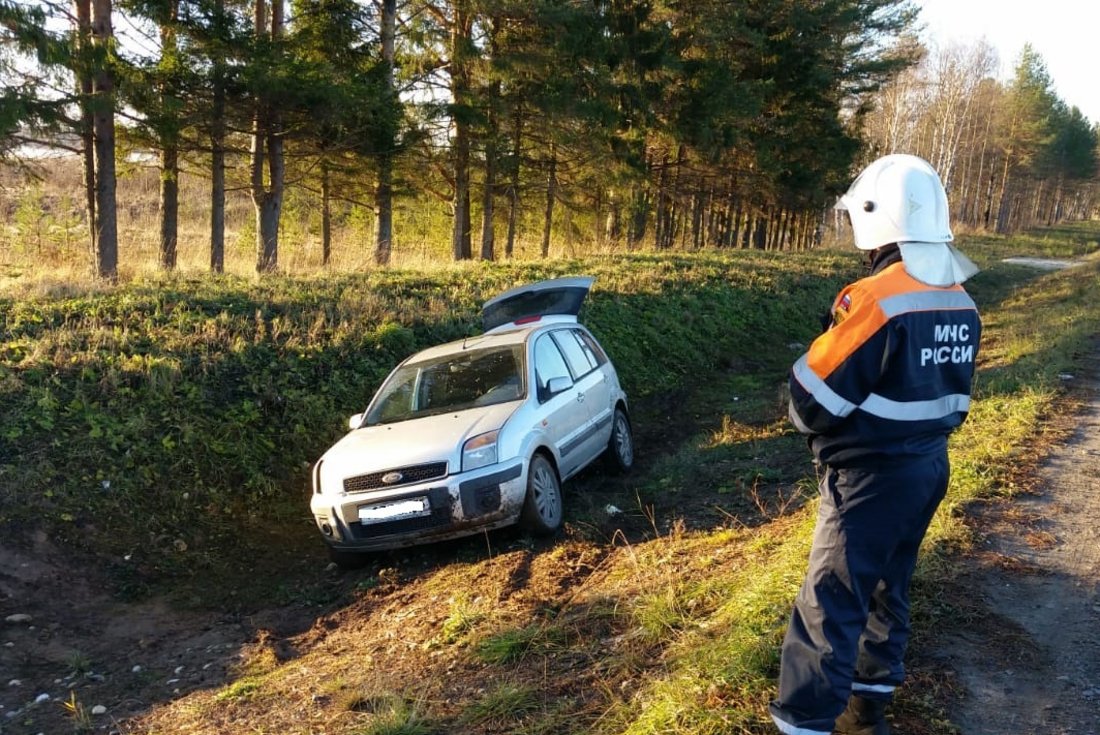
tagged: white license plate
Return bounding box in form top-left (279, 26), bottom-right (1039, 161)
top-left (358, 497), bottom-right (431, 524)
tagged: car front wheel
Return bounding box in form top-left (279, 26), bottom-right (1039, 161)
top-left (606, 407), bottom-right (634, 473)
top-left (520, 453), bottom-right (563, 535)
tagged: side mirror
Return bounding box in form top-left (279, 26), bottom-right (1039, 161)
top-left (546, 376), bottom-right (572, 397)
top-left (348, 413), bottom-right (364, 431)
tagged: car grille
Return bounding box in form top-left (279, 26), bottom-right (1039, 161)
top-left (343, 462), bottom-right (449, 493)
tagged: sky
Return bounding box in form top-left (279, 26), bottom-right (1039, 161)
top-left (914, 0), bottom-right (1100, 124)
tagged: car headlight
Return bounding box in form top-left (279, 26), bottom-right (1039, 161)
top-left (462, 430), bottom-right (499, 472)
top-left (312, 460), bottom-right (323, 495)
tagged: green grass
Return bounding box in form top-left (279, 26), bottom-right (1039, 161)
top-left (439, 595), bottom-right (488, 645)
top-left (474, 622), bottom-right (569, 664)
top-left (460, 682), bottom-right (541, 725)
top-left (213, 677), bottom-right (264, 702)
top-left (344, 695), bottom-right (436, 735)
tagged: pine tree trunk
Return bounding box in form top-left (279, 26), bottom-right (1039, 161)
top-left (257, 192), bottom-right (281, 269)
top-left (722, 199), bottom-right (733, 248)
top-left (653, 152), bottom-right (669, 249)
top-left (210, 31), bottom-right (226, 273)
top-left (480, 169), bottom-right (495, 260)
top-left (1048, 175), bottom-right (1064, 225)
top-left (251, 0), bottom-right (285, 273)
top-left (777, 209), bottom-right (790, 250)
top-left (745, 209), bottom-right (755, 249)
top-left (594, 187), bottom-right (604, 247)
top-left (994, 109), bottom-right (1015, 233)
top-left (668, 145), bottom-right (685, 250)
top-left (453, 126), bottom-right (472, 260)
top-left (450, 3), bottom-right (473, 261)
top-left (982, 167), bottom-right (996, 230)
top-left (540, 144), bottom-right (556, 258)
top-left (91, 0), bottom-right (117, 281)
top-left (321, 161), bottom-right (332, 266)
top-left (73, 0), bottom-right (96, 254)
top-left (627, 182), bottom-right (649, 250)
top-left (373, 0), bottom-right (396, 265)
top-left (256, 128), bottom-right (284, 271)
top-left (208, 0), bottom-right (226, 272)
top-left (374, 160), bottom-right (394, 265)
top-left (605, 188), bottom-right (621, 244)
top-left (159, 146), bottom-right (178, 269)
top-left (972, 110), bottom-right (993, 229)
top-left (505, 108), bottom-right (521, 258)
top-left (996, 170), bottom-right (1012, 234)
top-left (158, 0), bottom-right (179, 271)
top-left (691, 190), bottom-right (704, 250)
top-left (480, 86), bottom-right (498, 261)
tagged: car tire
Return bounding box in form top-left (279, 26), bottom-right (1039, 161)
top-left (326, 545), bottom-right (372, 570)
top-left (520, 453), bottom-right (563, 535)
top-left (605, 407), bottom-right (634, 473)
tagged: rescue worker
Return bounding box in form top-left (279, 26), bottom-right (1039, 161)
top-left (770, 154), bottom-right (982, 735)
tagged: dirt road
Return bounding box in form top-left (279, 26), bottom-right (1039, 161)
top-left (936, 354), bottom-right (1100, 734)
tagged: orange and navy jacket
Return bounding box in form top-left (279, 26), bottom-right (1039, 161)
top-left (789, 254), bottom-right (981, 467)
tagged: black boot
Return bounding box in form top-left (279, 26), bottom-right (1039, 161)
top-left (832, 695), bottom-right (890, 735)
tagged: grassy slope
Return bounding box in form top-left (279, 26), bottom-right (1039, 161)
top-left (3, 222), bottom-right (1100, 734)
top-left (0, 252), bottom-right (848, 589)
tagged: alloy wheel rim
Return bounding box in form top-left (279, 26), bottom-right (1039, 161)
top-left (615, 415), bottom-right (633, 466)
top-left (533, 463), bottom-right (560, 523)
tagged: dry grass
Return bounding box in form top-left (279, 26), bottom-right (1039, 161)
top-left (1, 156), bottom-right (671, 287)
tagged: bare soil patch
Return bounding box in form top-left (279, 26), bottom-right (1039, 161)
top-left (0, 530), bottom-right (327, 735)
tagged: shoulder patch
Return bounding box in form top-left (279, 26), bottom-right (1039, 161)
top-left (833, 293), bottom-right (852, 326)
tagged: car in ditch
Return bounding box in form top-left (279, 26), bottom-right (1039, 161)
top-left (309, 276), bottom-right (634, 565)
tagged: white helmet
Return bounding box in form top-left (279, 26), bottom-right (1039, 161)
top-left (837, 154), bottom-right (952, 251)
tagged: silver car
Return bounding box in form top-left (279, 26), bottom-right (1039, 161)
top-left (309, 277), bottom-right (633, 565)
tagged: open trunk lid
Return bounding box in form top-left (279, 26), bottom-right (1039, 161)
top-left (481, 276), bottom-right (594, 333)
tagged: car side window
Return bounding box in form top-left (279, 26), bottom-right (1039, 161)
top-left (533, 334), bottom-right (572, 403)
top-left (575, 329), bottom-right (607, 367)
top-left (552, 329), bottom-right (596, 379)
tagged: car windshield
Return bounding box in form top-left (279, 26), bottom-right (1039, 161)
top-left (365, 345), bottom-right (525, 426)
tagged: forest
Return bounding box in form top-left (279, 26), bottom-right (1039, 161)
top-left (1, 0), bottom-right (1097, 279)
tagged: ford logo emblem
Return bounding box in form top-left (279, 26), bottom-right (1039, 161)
top-left (381, 472), bottom-right (404, 485)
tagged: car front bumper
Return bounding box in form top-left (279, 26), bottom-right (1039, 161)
top-left (309, 461), bottom-right (526, 551)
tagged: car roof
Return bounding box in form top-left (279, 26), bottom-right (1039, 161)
top-left (403, 317), bottom-right (583, 365)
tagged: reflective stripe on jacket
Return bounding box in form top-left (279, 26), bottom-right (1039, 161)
top-left (789, 259), bottom-right (981, 466)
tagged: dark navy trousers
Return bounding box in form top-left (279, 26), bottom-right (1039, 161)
top-left (770, 453), bottom-right (949, 734)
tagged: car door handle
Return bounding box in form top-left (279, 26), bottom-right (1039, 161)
top-left (576, 392), bottom-right (585, 403)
